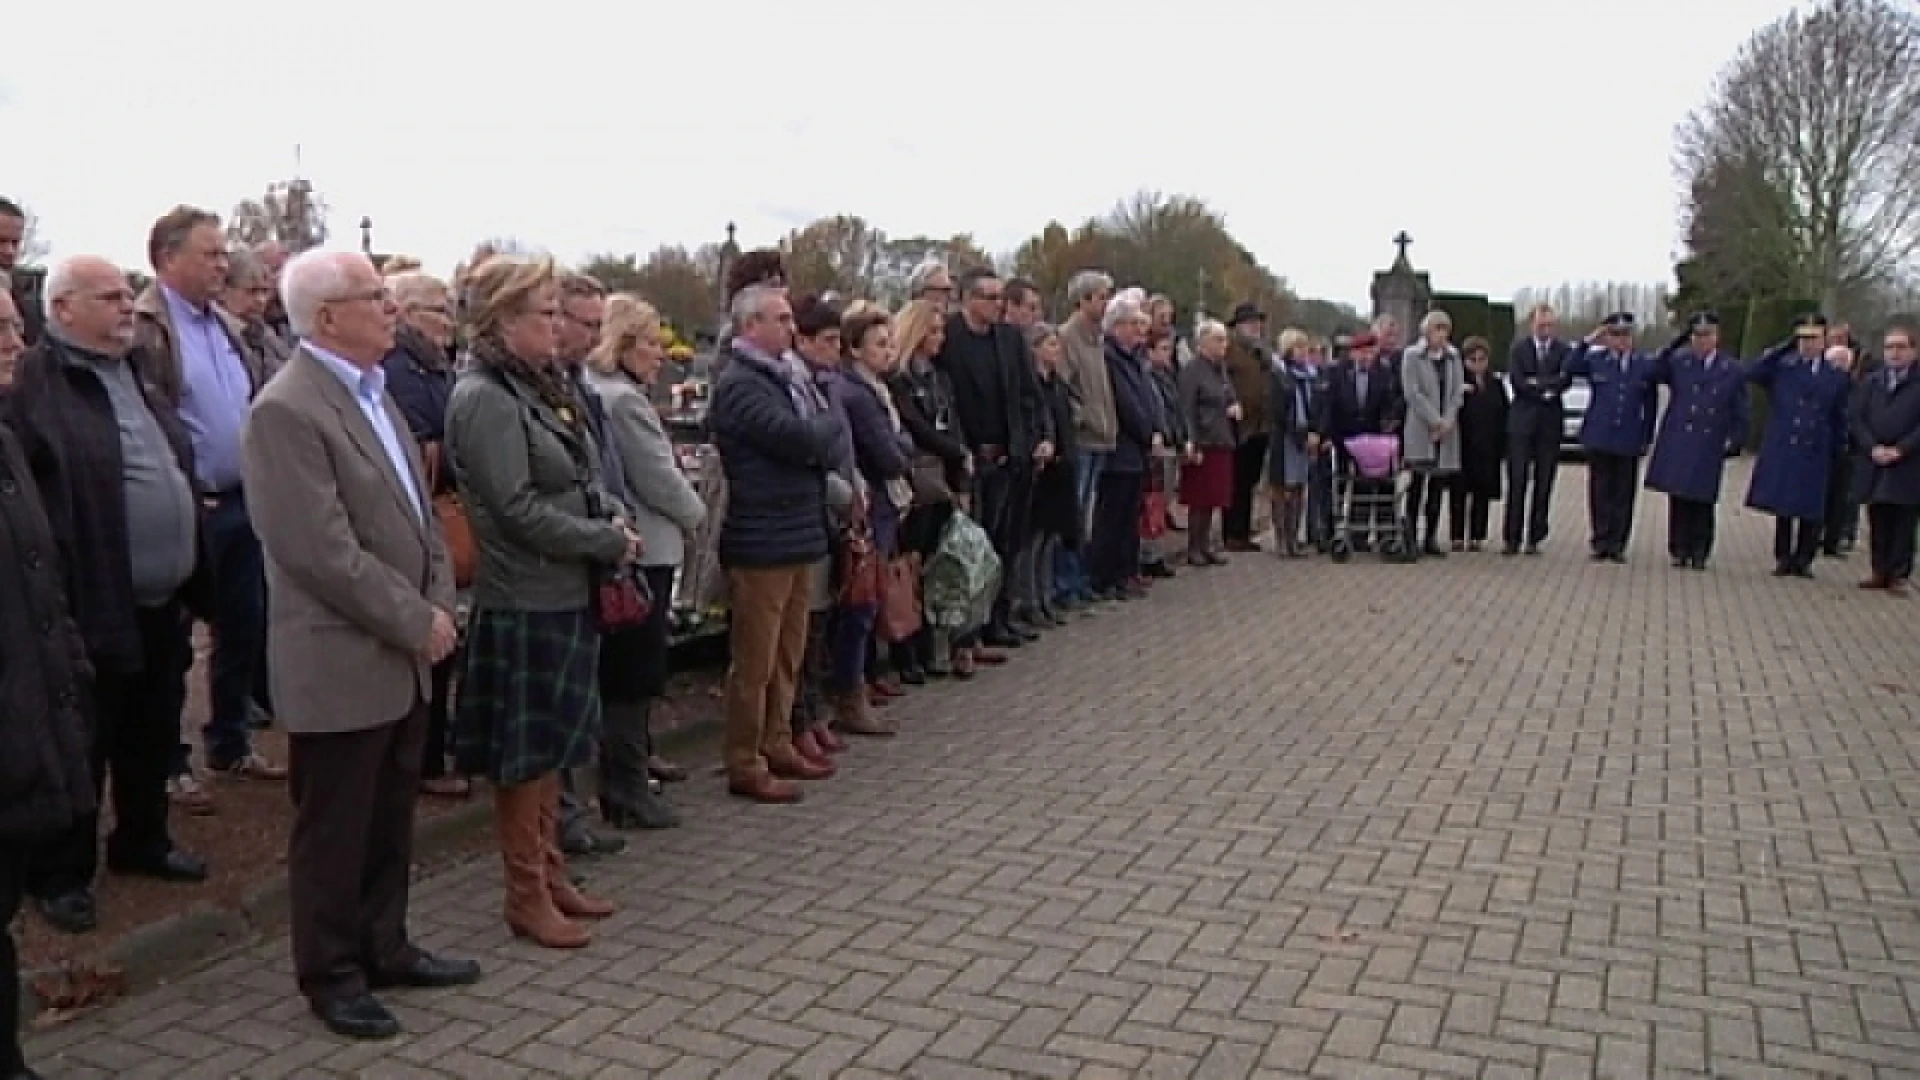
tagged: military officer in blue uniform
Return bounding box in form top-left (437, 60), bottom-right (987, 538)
top-left (1643, 312), bottom-right (1752, 570)
top-left (1746, 313), bottom-right (1854, 578)
top-left (1567, 312), bottom-right (1658, 562)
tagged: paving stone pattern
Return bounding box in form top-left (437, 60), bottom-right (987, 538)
top-left (31, 461), bottom-right (1920, 1078)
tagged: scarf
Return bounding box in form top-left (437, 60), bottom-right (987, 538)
top-left (852, 364), bottom-right (914, 512)
top-left (469, 333), bottom-right (584, 436)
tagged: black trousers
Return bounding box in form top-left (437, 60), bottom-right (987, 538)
top-left (1586, 453), bottom-right (1639, 556)
top-left (419, 656), bottom-right (457, 779)
top-left (973, 456), bottom-right (1033, 626)
top-left (1774, 516), bottom-right (1821, 571)
top-left (33, 603), bottom-right (191, 895)
top-left (1825, 454), bottom-right (1859, 552)
top-left (288, 701), bottom-right (429, 1007)
top-left (1405, 471), bottom-right (1446, 546)
top-left (1867, 503), bottom-right (1920, 581)
top-left (1, 842), bottom-right (24, 1075)
top-left (1224, 436), bottom-right (1269, 544)
top-left (1668, 498), bottom-right (1717, 562)
top-left (1504, 426), bottom-right (1560, 549)
top-left (1448, 482), bottom-right (1492, 545)
top-left (1090, 469), bottom-right (1144, 591)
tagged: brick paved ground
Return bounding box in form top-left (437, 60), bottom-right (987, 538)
top-left (29, 459), bottom-right (1920, 1078)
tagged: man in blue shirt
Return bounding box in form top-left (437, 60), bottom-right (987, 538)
top-left (131, 206), bottom-right (282, 792)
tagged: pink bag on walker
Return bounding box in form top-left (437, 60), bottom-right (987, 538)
top-left (1342, 435), bottom-right (1401, 480)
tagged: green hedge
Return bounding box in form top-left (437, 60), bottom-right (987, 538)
top-left (1432, 292), bottom-right (1516, 372)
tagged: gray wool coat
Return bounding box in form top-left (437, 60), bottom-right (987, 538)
top-left (1400, 343), bottom-right (1465, 473)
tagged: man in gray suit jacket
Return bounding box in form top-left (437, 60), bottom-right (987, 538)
top-left (242, 251), bottom-right (479, 1041)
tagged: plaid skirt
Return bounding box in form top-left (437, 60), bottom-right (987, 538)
top-left (454, 608), bottom-right (602, 787)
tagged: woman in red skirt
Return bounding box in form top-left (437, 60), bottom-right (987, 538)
top-left (1177, 319), bottom-right (1242, 564)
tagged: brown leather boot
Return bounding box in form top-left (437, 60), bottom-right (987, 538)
top-left (495, 780), bottom-right (591, 948)
top-left (831, 689), bottom-right (896, 737)
top-left (728, 769), bottom-right (803, 804)
top-left (537, 775), bottom-right (614, 921)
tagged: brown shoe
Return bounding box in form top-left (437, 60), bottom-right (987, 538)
top-left (767, 746), bottom-right (836, 780)
top-left (495, 780), bottom-right (591, 949)
top-left (831, 690), bottom-right (896, 738)
top-left (728, 771), bottom-right (803, 804)
top-left (971, 647), bottom-right (1009, 666)
top-left (1890, 579), bottom-right (1911, 597)
top-left (1860, 575), bottom-right (1891, 590)
top-left (536, 777), bottom-right (614, 921)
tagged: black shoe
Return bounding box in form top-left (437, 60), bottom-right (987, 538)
top-left (1501, 545), bottom-right (1520, 557)
top-left (1605, 552), bottom-right (1627, 564)
top-left (34, 889), bottom-right (98, 934)
top-left (602, 785), bottom-right (682, 830)
top-left (1590, 551), bottom-right (1610, 562)
top-left (899, 665), bottom-right (927, 686)
top-left (1142, 561), bottom-right (1176, 579)
top-left (368, 951), bottom-right (483, 991)
top-left (312, 993), bottom-right (402, 1040)
top-left (1422, 542), bottom-right (1447, 558)
top-left (107, 848), bottom-right (208, 883)
top-left (1791, 564), bottom-right (1815, 579)
top-left (559, 819), bottom-right (626, 858)
top-left (1524, 544), bottom-right (1542, 556)
top-left (1691, 558), bottom-right (1710, 571)
top-left (1672, 556), bottom-right (1689, 569)
top-left (1772, 562), bottom-right (1794, 577)
top-left (981, 626), bottom-right (1023, 649)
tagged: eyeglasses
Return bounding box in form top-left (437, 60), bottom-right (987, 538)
top-left (326, 287), bottom-right (392, 307)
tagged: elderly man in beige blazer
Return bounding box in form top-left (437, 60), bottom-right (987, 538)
top-left (241, 250), bottom-right (478, 1042)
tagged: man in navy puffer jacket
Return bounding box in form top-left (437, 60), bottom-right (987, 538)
top-left (709, 286), bottom-right (845, 805)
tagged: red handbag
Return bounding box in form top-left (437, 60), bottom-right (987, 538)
top-left (593, 566), bottom-right (652, 633)
top-left (1139, 480), bottom-right (1168, 540)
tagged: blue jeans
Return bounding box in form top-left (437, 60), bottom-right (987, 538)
top-left (1055, 450), bottom-right (1106, 602)
top-left (202, 491), bottom-right (269, 767)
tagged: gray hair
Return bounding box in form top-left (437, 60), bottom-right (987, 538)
top-left (42, 254), bottom-right (121, 321)
top-left (1194, 318), bottom-right (1229, 345)
top-left (224, 247), bottom-right (268, 289)
top-left (1102, 294), bottom-right (1146, 334)
top-left (1066, 270), bottom-right (1113, 306)
top-left (1419, 310), bottom-right (1452, 334)
top-left (907, 259), bottom-right (950, 297)
top-left (730, 283), bottom-right (782, 326)
top-left (280, 250), bottom-right (363, 338)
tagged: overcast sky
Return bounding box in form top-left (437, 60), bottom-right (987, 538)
top-left (6, 0), bottom-right (1803, 309)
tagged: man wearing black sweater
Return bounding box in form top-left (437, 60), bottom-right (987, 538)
top-left (935, 268), bottom-right (1055, 647)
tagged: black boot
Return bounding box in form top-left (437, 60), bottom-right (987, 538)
top-left (600, 703), bottom-right (680, 830)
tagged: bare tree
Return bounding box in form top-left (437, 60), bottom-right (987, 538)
top-left (227, 178), bottom-right (329, 252)
top-left (10, 202), bottom-right (51, 267)
top-left (1676, 0), bottom-right (1920, 313)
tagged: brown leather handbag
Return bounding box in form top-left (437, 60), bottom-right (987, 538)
top-left (878, 554), bottom-right (922, 642)
top-left (424, 444), bottom-right (476, 588)
top-left (839, 517), bottom-right (883, 609)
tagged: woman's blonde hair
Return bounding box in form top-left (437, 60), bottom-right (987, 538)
top-left (462, 255), bottom-right (557, 340)
top-left (588, 294), bottom-right (662, 376)
top-left (1277, 327), bottom-right (1312, 359)
top-left (893, 298), bottom-right (944, 363)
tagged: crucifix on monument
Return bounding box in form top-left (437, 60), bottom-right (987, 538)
top-left (1371, 229), bottom-right (1432, 337)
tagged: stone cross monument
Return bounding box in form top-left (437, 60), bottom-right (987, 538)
top-left (1370, 231), bottom-right (1432, 338)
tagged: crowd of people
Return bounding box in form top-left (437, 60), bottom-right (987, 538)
top-left (3, 192), bottom-right (1920, 1069)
